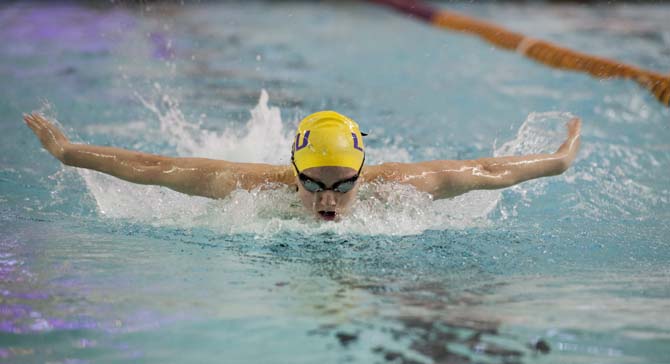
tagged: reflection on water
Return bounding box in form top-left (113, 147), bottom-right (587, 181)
top-left (1, 221), bottom-right (669, 363)
top-left (305, 275), bottom-right (533, 364)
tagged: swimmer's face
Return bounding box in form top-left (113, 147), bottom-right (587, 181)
top-left (296, 166), bottom-right (361, 221)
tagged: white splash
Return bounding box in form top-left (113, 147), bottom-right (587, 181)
top-left (494, 111), bottom-right (576, 218)
top-left (70, 91), bottom-right (573, 235)
top-left (135, 86), bottom-right (292, 163)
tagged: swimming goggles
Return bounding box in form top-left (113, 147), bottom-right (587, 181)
top-left (291, 157), bottom-right (365, 193)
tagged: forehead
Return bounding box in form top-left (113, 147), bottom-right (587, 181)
top-left (301, 166), bottom-right (358, 181)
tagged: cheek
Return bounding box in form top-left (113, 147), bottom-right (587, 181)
top-left (337, 190), bottom-right (358, 208)
top-left (297, 188), bottom-right (315, 207)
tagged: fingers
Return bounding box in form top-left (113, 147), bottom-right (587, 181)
top-left (23, 113), bottom-right (46, 138)
top-left (24, 113), bottom-right (40, 127)
top-left (23, 112), bottom-right (70, 161)
top-left (25, 112), bottom-right (49, 127)
top-left (23, 112), bottom-right (49, 131)
top-left (566, 117), bottom-right (582, 136)
top-left (23, 112), bottom-right (68, 142)
top-left (566, 118), bottom-right (581, 154)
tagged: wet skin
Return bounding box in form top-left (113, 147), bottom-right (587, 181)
top-left (296, 166), bottom-right (361, 221)
top-left (24, 113), bottom-right (581, 221)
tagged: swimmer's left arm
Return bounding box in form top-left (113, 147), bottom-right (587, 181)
top-left (368, 118), bottom-right (581, 199)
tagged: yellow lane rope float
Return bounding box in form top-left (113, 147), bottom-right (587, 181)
top-left (369, 0), bottom-right (670, 107)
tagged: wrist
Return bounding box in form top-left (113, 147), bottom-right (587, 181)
top-left (59, 143), bottom-right (73, 165)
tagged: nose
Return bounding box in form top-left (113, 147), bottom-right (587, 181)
top-left (319, 191), bottom-right (337, 207)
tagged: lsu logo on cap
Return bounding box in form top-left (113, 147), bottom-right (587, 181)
top-left (292, 111), bottom-right (365, 172)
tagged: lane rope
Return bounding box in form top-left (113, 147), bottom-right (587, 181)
top-left (369, 0), bottom-right (670, 107)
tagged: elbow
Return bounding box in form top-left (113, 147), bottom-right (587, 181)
top-left (475, 164), bottom-right (517, 189)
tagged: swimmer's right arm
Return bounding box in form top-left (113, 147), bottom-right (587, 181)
top-left (23, 113), bottom-right (293, 198)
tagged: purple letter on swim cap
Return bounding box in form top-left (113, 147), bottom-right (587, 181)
top-left (295, 130), bottom-right (310, 151)
top-left (352, 133), bottom-right (363, 152)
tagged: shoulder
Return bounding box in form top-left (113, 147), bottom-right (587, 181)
top-left (361, 160), bottom-right (473, 199)
top-left (206, 162), bottom-right (294, 197)
top-left (361, 162), bottom-right (402, 183)
top-left (217, 163), bottom-right (293, 184)
top-left (362, 160), bottom-right (464, 183)
top-left (361, 162), bottom-right (427, 184)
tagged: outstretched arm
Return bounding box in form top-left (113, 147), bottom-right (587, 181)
top-left (365, 118), bottom-right (581, 199)
top-left (23, 113), bottom-right (293, 198)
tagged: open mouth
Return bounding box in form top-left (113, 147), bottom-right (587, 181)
top-left (318, 211), bottom-right (337, 221)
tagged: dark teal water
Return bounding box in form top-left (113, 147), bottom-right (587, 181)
top-left (1, 2), bottom-right (669, 363)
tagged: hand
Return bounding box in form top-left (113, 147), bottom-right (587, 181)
top-left (556, 117), bottom-right (581, 168)
top-left (23, 113), bottom-right (70, 162)
top-left (566, 117), bottom-right (581, 140)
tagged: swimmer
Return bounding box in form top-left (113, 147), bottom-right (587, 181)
top-left (24, 111), bottom-right (580, 221)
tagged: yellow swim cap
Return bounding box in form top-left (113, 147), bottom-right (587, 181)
top-left (291, 111), bottom-right (365, 172)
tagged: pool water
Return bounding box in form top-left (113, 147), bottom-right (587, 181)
top-left (1, 2), bottom-right (669, 363)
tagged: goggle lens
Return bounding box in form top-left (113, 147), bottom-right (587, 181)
top-left (333, 180), bottom-right (355, 193)
top-left (302, 179), bottom-right (324, 193)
